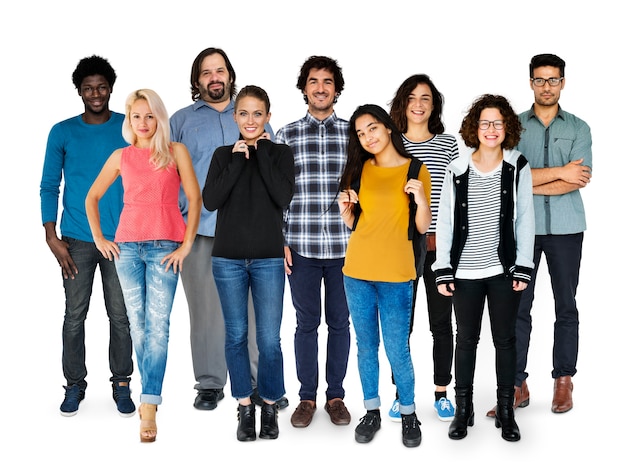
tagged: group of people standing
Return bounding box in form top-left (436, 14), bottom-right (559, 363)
top-left (40, 49), bottom-right (591, 447)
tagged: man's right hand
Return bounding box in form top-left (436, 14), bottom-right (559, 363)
top-left (46, 230), bottom-right (78, 280)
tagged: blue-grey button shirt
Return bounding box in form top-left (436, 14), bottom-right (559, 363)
top-left (517, 105), bottom-right (592, 235)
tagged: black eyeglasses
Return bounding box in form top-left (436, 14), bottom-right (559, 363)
top-left (531, 77), bottom-right (563, 87)
top-left (477, 120), bottom-right (504, 130)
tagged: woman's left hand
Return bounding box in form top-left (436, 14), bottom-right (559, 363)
top-left (512, 280), bottom-right (528, 291)
top-left (161, 245), bottom-right (191, 274)
top-left (405, 178), bottom-right (427, 205)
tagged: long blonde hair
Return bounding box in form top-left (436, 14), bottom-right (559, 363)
top-left (122, 89), bottom-right (173, 170)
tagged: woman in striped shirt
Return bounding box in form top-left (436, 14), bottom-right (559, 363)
top-left (433, 94), bottom-right (534, 443)
top-left (389, 74), bottom-right (459, 423)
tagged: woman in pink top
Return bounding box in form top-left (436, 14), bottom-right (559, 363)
top-left (86, 89), bottom-right (201, 443)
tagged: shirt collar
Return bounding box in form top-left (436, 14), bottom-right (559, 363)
top-left (192, 99), bottom-right (235, 113)
top-left (305, 110), bottom-right (338, 127)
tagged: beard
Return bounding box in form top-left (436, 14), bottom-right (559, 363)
top-left (201, 81), bottom-right (229, 103)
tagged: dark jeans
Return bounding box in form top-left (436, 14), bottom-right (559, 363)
top-left (453, 275), bottom-right (521, 390)
top-left (288, 251), bottom-right (351, 402)
top-left (62, 237), bottom-right (133, 390)
top-left (516, 233), bottom-right (583, 385)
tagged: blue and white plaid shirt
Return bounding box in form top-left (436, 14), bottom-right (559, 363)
top-left (276, 111), bottom-right (351, 259)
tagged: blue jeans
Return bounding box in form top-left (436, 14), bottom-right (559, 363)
top-left (62, 237), bottom-right (133, 390)
top-left (288, 251), bottom-right (351, 402)
top-left (516, 233), bottom-right (583, 384)
top-left (212, 257), bottom-right (286, 402)
top-left (115, 241), bottom-right (180, 405)
top-left (344, 276), bottom-right (415, 415)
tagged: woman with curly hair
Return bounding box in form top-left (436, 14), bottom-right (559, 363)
top-left (433, 94), bottom-right (535, 442)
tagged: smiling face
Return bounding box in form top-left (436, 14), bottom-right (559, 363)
top-left (303, 68), bottom-right (337, 119)
top-left (405, 83), bottom-right (434, 127)
top-left (129, 98), bottom-right (157, 145)
top-left (234, 96), bottom-right (270, 144)
top-left (79, 74), bottom-right (112, 116)
top-left (477, 107), bottom-right (505, 150)
top-left (355, 114), bottom-right (392, 154)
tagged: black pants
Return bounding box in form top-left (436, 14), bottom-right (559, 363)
top-left (452, 275), bottom-right (521, 390)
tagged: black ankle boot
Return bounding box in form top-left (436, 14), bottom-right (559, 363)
top-left (237, 403), bottom-right (256, 442)
top-left (259, 402), bottom-right (279, 439)
top-left (448, 387), bottom-right (474, 440)
top-left (495, 387), bottom-right (520, 442)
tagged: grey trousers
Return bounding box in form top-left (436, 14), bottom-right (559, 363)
top-left (181, 235), bottom-right (259, 391)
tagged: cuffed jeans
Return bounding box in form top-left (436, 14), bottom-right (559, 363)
top-left (452, 275), bottom-right (521, 390)
top-left (115, 241), bottom-right (180, 405)
top-left (288, 251), bottom-right (351, 402)
top-left (212, 257), bottom-right (286, 402)
top-left (61, 237), bottom-right (133, 390)
top-left (344, 276), bottom-right (415, 415)
top-left (516, 233), bottom-right (583, 385)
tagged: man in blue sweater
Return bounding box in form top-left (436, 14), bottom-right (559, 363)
top-left (40, 55), bottom-right (135, 418)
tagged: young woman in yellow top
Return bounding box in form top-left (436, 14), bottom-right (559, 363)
top-left (337, 104), bottom-right (431, 447)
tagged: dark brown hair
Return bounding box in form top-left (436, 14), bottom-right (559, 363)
top-left (459, 94), bottom-right (522, 150)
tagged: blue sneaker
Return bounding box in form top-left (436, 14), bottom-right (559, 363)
top-left (60, 384), bottom-right (85, 417)
top-left (434, 397), bottom-right (455, 421)
top-left (388, 399), bottom-right (401, 422)
top-left (113, 382), bottom-right (136, 417)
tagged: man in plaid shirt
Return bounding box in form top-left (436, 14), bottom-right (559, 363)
top-left (276, 56), bottom-right (352, 429)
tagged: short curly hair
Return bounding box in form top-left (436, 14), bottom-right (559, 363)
top-left (71, 55), bottom-right (117, 90)
top-left (459, 94), bottom-right (522, 150)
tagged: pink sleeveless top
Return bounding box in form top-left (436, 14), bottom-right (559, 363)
top-left (115, 145), bottom-right (186, 243)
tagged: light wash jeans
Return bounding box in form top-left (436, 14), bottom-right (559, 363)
top-left (212, 257), bottom-right (286, 402)
top-left (344, 275), bottom-right (416, 415)
top-left (115, 240), bottom-right (180, 405)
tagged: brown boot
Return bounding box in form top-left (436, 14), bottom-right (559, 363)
top-left (486, 380), bottom-right (529, 418)
top-left (551, 376), bottom-right (573, 413)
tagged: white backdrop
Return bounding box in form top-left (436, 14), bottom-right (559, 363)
top-left (1, 1), bottom-right (622, 467)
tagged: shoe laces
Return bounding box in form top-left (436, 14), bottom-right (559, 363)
top-left (64, 385), bottom-right (82, 400)
top-left (437, 397), bottom-right (452, 412)
top-left (402, 414), bottom-right (421, 432)
top-left (359, 411), bottom-right (380, 427)
top-left (113, 383), bottom-right (131, 401)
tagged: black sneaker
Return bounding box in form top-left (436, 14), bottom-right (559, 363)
top-left (355, 410), bottom-right (381, 443)
top-left (194, 389), bottom-right (225, 410)
top-left (401, 413), bottom-right (422, 447)
top-left (60, 384), bottom-right (85, 417)
top-left (112, 382), bottom-right (136, 417)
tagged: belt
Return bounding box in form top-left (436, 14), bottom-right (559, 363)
top-left (426, 233), bottom-right (436, 252)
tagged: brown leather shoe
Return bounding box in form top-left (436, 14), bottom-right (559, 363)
top-left (551, 376), bottom-right (573, 413)
top-left (486, 381), bottom-right (530, 418)
top-left (324, 398), bottom-right (351, 425)
top-left (290, 400), bottom-right (316, 428)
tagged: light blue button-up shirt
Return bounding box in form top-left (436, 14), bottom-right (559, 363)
top-left (170, 99), bottom-right (273, 236)
top-left (517, 106), bottom-right (592, 235)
